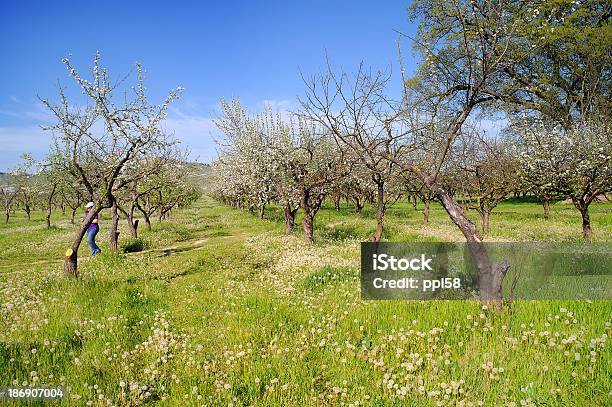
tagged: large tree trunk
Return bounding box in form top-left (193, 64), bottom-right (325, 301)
top-left (302, 210), bottom-right (314, 242)
top-left (119, 204), bottom-right (139, 238)
top-left (333, 195), bottom-right (341, 211)
top-left (283, 204), bottom-right (298, 234)
top-left (46, 184), bottom-right (57, 229)
top-left (131, 220), bottom-right (139, 238)
top-left (437, 188), bottom-right (481, 243)
top-left (372, 182), bottom-right (384, 242)
top-left (258, 204), bottom-right (265, 220)
top-left (4, 209), bottom-right (8, 223)
top-left (353, 196), bottom-right (363, 215)
top-left (138, 197), bottom-right (154, 231)
top-left (144, 214), bottom-right (152, 231)
top-left (126, 215), bottom-right (138, 238)
top-left (127, 214), bottom-right (137, 238)
top-left (542, 199), bottom-right (550, 220)
top-left (436, 187), bottom-right (508, 305)
top-left (109, 200), bottom-right (119, 251)
top-left (301, 190), bottom-right (315, 243)
top-left (70, 208), bottom-right (77, 225)
top-left (573, 199), bottom-right (592, 241)
top-left (581, 211), bottom-right (592, 241)
top-left (158, 208), bottom-right (171, 222)
top-left (64, 250), bottom-right (78, 278)
top-left (64, 208), bottom-right (101, 278)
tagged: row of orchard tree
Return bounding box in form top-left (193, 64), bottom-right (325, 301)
top-left (1, 154), bottom-right (199, 231)
top-left (208, 0), bottom-right (611, 302)
top-left (209, 101), bottom-right (610, 243)
top-left (0, 52), bottom-right (201, 278)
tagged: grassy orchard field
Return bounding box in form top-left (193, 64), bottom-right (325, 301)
top-left (0, 197), bottom-right (611, 406)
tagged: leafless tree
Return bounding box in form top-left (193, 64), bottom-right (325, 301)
top-left (300, 0), bottom-right (521, 303)
top-left (0, 177), bottom-right (17, 224)
top-left (455, 131), bottom-right (520, 233)
top-left (12, 154), bottom-right (38, 221)
top-left (300, 62), bottom-right (404, 241)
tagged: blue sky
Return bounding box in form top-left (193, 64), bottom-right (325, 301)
top-left (0, 0), bottom-right (418, 171)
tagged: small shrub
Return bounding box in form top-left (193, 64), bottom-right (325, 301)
top-left (121, 238), bottom-right (149, 253)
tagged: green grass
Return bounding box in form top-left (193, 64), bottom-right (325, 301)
top-left (0, 197), bottom-right (610, 406)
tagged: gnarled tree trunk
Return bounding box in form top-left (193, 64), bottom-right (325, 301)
top-left (283, 203), bottom-right (299, 234)
top-left (64, 208), bottom-right (102, 278)
top-left (372, 181), bottom-right (384, 242)
top-left (118, 204), bottom-right (139, 238)
top-left (573, 199), bottom-right (592, 241)
top-left (126, 211), bottom-right (138, 238)
top-left (300, 189), bottom-right (319, 243)
top-left (436, 187), bottom-right (509, 306)
top-left (136, 197), bottom-right (154, 231)
top-left (45, 209), bottom-right (52, 229)
top-left (302, 211), bottom-right (314, 242)
top-left (109, 200), bottom-right (119, 251)
top-left (353, 196), bottom-right (363, 215)
top-left (45, 184), bottom-right (57, 229)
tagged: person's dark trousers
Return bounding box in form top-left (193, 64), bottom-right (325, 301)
top-left (87, 227), bottom-right (101, 256)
